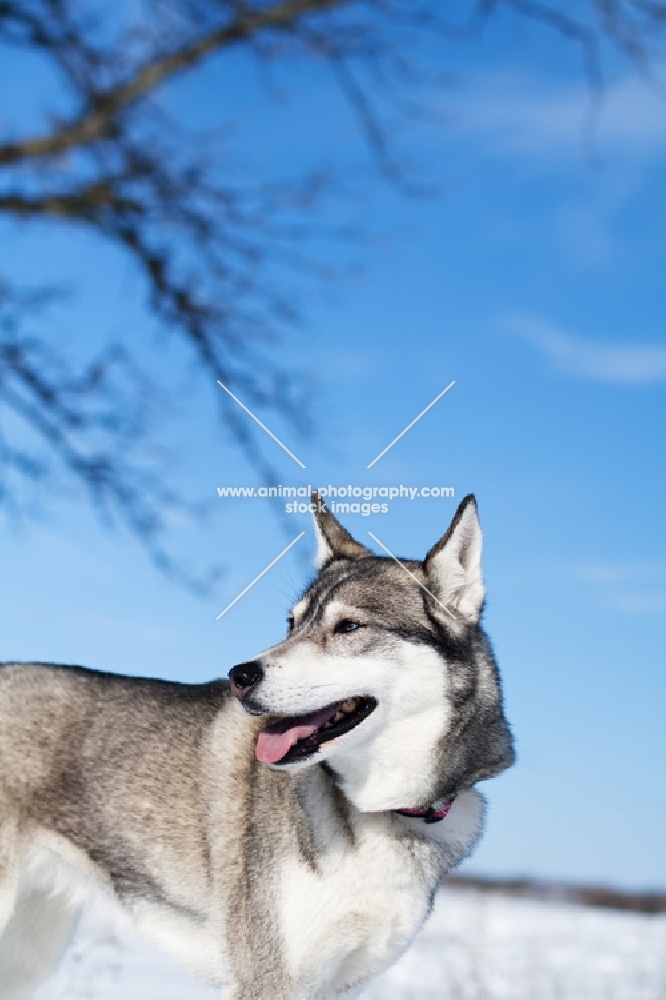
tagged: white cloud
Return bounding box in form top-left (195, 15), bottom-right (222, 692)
top-left (509, 315), bottom-right (666, 384)
top-left (608, 591), bottom-right (666, 614)
top-left (568, 561), bottom-right (666, 615)
top-left (499, 559), bottom-right (666, 614)
top-left (458, 71), bottom-right (666, 162)
top-left (571, 560), bottom-right (666, 586)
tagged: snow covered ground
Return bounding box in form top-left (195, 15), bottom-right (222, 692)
top-left (34, 887), bottom-right (666, 1000)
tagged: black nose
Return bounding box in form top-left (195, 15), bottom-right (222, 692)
top-left (229, 659), bottom-right (263, 698)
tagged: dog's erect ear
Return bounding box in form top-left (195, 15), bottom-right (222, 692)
top-left (312, 491), bottom-right (371, 568)
top-left (423, 495), bottom-right (484, 624)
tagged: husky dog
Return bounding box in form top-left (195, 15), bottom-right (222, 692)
top-left (0, 494), bottom-right (513, 999)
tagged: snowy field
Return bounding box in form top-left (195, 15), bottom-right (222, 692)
top-left (34, 886), bottom-right (666, 1000)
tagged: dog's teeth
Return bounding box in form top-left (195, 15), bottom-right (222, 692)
top-left (332, 710), bottom-right (344, 723)
top-left (342, 699), bottom-right (357, 713)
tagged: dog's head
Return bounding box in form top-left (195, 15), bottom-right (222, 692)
top-left (229, 494), bottom-right (514, 813)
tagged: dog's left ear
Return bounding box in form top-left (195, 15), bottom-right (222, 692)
top-left (423, 495), bottom-right (484, 624)
top-left (312, 491), bottom-right (371, 568)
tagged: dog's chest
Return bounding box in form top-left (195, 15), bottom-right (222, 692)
top-left (277, 814), bottom-right (441, 998)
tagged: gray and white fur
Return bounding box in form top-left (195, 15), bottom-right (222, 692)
top-left (0, 494), bottom-right (514, 999)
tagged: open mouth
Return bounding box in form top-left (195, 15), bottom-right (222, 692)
top-left (255, 696), bottom-right (377, 765)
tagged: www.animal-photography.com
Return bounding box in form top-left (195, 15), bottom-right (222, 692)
top-left (1, 3), bottom-right (664, 999)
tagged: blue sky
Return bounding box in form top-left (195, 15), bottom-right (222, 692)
top-left (1, 9), bottom-right (664, 889)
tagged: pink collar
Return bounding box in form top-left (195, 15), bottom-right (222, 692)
top-left (394, 799), bottom-right (454, 824)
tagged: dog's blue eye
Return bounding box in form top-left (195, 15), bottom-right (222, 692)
top-left (335, 619), bottom-right (361, 634)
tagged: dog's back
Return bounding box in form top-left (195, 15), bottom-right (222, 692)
top-left (0, 662), bottom-right (225, 833)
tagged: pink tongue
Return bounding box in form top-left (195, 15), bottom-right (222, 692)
top-left (256, 703), bottom-right (341, 764)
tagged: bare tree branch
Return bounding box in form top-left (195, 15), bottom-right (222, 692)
top-left (0, 0), bottom-right (351, 166)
